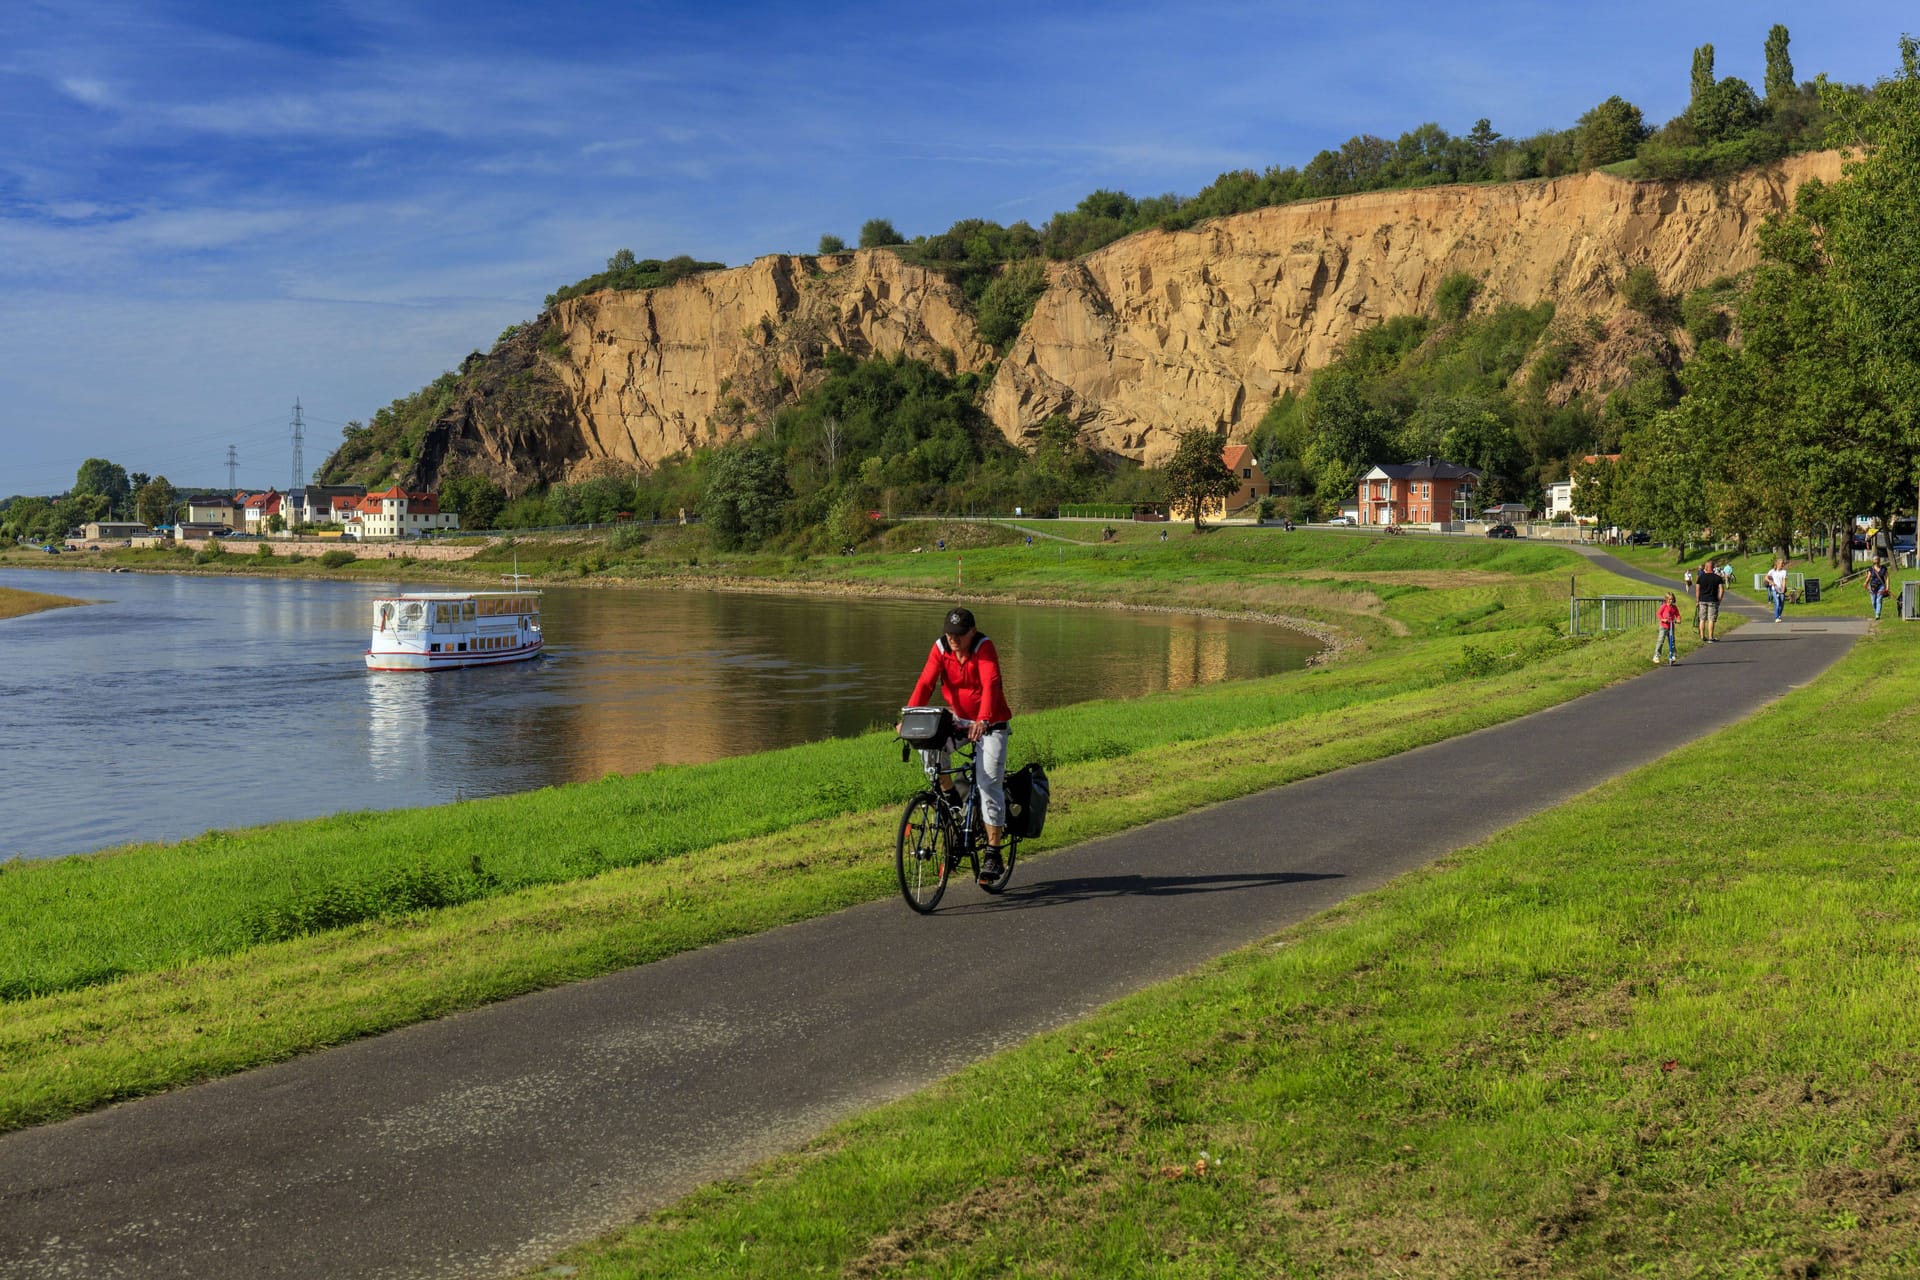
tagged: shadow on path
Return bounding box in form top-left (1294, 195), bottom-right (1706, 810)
top-left (957, 869), bottom-right (1344, 913)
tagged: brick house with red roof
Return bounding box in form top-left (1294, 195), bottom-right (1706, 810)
top-left (1357, 456), bottom-right (1481, 527)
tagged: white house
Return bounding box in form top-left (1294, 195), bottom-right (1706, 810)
top-left (342, 487), bottom-right (460, 539)
top-left (1546, 480), bottom-right (1574, 521)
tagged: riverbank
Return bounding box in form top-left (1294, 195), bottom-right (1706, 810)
top-left (0, 530), bottom-right (1656, 1131)
top-left (0, 584), bottom-right (85, 620)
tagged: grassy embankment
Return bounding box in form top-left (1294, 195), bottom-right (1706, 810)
top-left (0, 584), bottom-right (85, 620)
top-left (0, 528), bottom-right (1664, 1132)
top-left (539, 620), bottom-right (1920, 1280)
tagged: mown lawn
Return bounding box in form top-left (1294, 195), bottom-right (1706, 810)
top-left (536, 621), bottom-right (1920, 1280)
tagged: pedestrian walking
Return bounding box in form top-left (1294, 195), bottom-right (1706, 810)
top-left (1654, 592), bottom-right (1681, 664)
top-left (1867, 558), bottom-right (1891, 620)
top-left (1694, 558), bottom-right (1724, 643)
top-left (1765, 558), bottom-right (1790, 622)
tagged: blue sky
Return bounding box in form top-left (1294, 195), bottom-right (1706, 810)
top-left (0, 0), bottom-right (1910, 497)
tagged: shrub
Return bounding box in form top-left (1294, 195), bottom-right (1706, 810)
top-left (1434, 272), bottom-right (1480, 323)
top-left (319, 549), bottom-right (357, 568)
top-left (1619, 266), bottom-right (1670, 322)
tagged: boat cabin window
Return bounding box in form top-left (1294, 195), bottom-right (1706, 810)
top-left (395, 602), bottom-right (426, 631)
top-left (376, 602), bottom-right (394, 632)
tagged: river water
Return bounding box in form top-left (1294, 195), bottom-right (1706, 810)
top-left (0, 569), bottom-right (1318, 860)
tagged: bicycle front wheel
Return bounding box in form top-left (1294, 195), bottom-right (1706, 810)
top-left (897, 793), bottom-right (954, 914)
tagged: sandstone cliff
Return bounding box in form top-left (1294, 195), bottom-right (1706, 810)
top-left (394, 152), bottom-right (1843, 489)
top-left (989, 151), bottom-right (1842, 464)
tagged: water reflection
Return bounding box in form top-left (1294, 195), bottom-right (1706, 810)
top-left (0, 569), bottom-right (1318, 859)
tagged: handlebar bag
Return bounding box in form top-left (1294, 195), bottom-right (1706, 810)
top-left (898, 705), bottom-right (954, 749)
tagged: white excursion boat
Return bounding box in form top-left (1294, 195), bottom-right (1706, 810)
top-left (365, 589), bottom-right (543, 671)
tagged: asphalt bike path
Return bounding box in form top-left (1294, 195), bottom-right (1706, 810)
top-left (0, 559), bottom-right (1866, 1279)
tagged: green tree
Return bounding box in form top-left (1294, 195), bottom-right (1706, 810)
top-left (607, 248), bottom-right (637, 272)
top-left (439, 473), bottom-right (507, 530)
top-left (700, 444), bottom-right (790, 549)
top-left (975, 258), bottom-right (1048, 353)
top-left (817, 234), bottom-right (847, 254)
top-left (1163, 428), bottom-right (1236, 529)
top-left (1569, 454), bottom-right (1621, 530)
top-left (134, 476), bottom-right (178, 528)
top-left (858, 219), bottom-right (904, 249)
top-left (1691, 44), bottom-right (1716, 106)
top-left (1302, 370), bottom-right (1394, 506)
top-left (1692, 76), bottom-right (1764, 144)
top-left (1765, 24), bottom-right (1795, 102)
top-left (1578, 96), bottom-right (1646, 169)
top-left (73, 458), bottom-right (130, 517)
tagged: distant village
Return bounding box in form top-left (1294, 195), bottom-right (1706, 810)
top-left (65, 485), bottom-right (458, 549)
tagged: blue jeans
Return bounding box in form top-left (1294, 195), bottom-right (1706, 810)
top-left (1873, 589), bottom-right (1886, 619)
top-left (1769, 588), bottom-right (1785, 620)
top-left (1654, 626), bottom-right (1676, 661)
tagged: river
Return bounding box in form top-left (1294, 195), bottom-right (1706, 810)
top-left (0, 568), bottom-right (1318, 860)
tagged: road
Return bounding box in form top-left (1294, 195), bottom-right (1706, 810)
top-left (0, 559), bottom-right (1866, 1279)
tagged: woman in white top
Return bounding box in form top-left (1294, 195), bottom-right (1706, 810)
top-left (1765, 558), bottom-right (1790, 622)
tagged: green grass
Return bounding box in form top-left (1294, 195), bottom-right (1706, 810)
top-left (0, 529), bottom-right (1668, 1131)
top-left (535, 622), bottom-right (1920, 1280)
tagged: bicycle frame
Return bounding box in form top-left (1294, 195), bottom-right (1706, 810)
top-left (921, 740), bottom-right (983, 850)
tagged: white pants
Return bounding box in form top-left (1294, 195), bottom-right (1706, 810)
top-left (921, 722), bottom-right (1010, 832)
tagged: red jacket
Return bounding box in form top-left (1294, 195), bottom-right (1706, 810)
top-left (909, 633), bottom-right (1012, 723)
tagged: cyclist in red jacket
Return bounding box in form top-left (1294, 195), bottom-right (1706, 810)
top-left (904, 606), bottom-right (1014, 883)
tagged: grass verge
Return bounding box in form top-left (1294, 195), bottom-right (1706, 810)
top-left (534, 621), bottom-right (1920, 1279)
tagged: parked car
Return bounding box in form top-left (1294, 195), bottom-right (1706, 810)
top-left (1326, 515), bottom-right (1355, 526)
top-left (1624, 530), bottom-right (1651, 545)
top-left (40, 545), bottom-right (59, 554)
top-left (1486, 524), bottom-right (1518, 539)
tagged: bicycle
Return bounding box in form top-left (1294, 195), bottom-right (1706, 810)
top-left (895, 732), bottom-right (1017, 914)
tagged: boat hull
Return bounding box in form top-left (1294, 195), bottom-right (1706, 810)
top-left (365, 638), bottom-right (543, 671)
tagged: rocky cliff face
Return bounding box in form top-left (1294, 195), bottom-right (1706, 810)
top-left (987, 151), bottom-right (1842, 463)
top-left (548, 253), bottom-right (990, 476)
top-left (396, 153), bottom-right (1842, 488)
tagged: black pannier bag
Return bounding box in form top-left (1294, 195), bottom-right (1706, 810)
top-left (898, 705), bottom-right (954, 749)
top-left (1006, 762), bottom-right (1050, 838)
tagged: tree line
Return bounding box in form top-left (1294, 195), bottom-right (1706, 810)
top-left (1574, 42), bottom-right (1920, 565)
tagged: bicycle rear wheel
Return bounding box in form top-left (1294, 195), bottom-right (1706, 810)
top-left (896, 793), bottom-right (954, 913)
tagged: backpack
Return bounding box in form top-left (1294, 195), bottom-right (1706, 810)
top-left (1006, 762), bottom-right (1051, 839)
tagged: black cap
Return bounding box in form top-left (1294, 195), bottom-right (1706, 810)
top-left (943, 607), bottom-right (975, 635)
